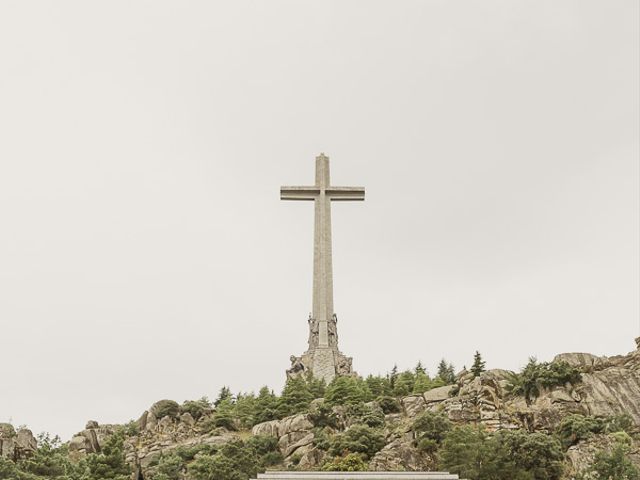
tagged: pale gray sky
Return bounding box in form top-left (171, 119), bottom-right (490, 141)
top-left (0, 1), bottom-right (638, 441)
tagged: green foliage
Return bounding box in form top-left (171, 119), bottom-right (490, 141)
top-left (507, 358), bottom-right (582, 404)
top-left (440, 426), bottom-right (564, 480)
top-left (376, 395), bottom-right (401, 414)
top-left (210, 399), bottom-right (237, 431)
top-left (393, 370), bottom-right (416, 396)
top-left (78, 431), bottom-right (131, 480)
top-left (364, 375), bottom-right (391, 398)
top-left (557, 414), bottom-right (605, 447)
top-left (325, 376), bottom-right (368, 407)
top-left (589, 441), bottom-right (639, 480)
top-left (413, 371), bottom-right (434, 395)
top-left (185, 438), bottom-right (279, 480)
top-left (345, 403), bottom-right (385, 429)
top-left (321, 453), bottom-right (368, 471)
top-left (253, 387), bottom-right (279, 425)
top-left (412, 411), bottom-right (452, 444)
top-left (417, 438), bottom-right (439, 454)
top-left (153, 453), bottom-right (184, 480)
top-left (328, 425), bottom-right (386, 460)
top-left (0, 457), bottom-right (18, 479)
top-left (180, 397), bottom-right (212, 420)
top-left (305, 373), bottom-right (327, 399)
top-left (16, 433), bottom-right (73, 478)
top-left (153, 400), bottom-right (180, 420)
top-left (471, 351), bottom-right (486, 378)
top-left (277, 377), bottom-right (313, 417)
top-left (214, 387), bottom-right (233, 407)
top-left (308, 402), bottom-right (339, 429)
top-left (234, 393), bottom-right (257, 429)
top-left (437, 359), bottom-right (456, 384)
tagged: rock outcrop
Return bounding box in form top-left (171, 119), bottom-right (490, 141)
top-left (0, 424), bottom-right (37, 462)
top-left (4, 340), bottom-right (639, 478)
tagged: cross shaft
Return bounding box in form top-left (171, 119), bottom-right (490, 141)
top-left (281, 154), bottom-right (364, 349)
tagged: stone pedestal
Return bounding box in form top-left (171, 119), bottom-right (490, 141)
top-left (286, 326), bottom-right (354, 384)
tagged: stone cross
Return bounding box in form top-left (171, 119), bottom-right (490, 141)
top-left (281, 153), bottom-right (364, 382)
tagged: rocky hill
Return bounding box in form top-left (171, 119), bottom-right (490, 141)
top-left (2, 340), bottom-right (639, 480)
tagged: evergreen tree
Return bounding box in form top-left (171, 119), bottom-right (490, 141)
top-left (214, 386), bottom-right (233, 407)
top-left (234, 393), bottom-right (257, 429)
top-left (415, 361), bottom-right (427, 376)
top-left (253, 387), bottom-right (279, 425)
top-left (325, 376), bottom-right (366, 406)
top-left (305, 373), bottom-right (327, 399)
top-left (471, 351), bottom-right (486, 378)
top-left (437, 359), bottom-right (456, 384)
top-left (393, 370), bottom-right (416, 396)
top-left (277, 377), bottom-right (313, 417)
top-left (389, 365), bottom-right (399, 390)
top-left (413, 370), bottom-right (433, 394)
top-left (79, 431), bottom-right (131, 480)
top-left (364, 375), bottom-right (391, 397)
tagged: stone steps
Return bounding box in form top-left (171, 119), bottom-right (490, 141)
top-left (253, 472), bottom-right (462, 480)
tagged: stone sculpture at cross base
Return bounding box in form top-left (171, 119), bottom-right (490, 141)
top-left (281, 154), bottom-right (363, 384)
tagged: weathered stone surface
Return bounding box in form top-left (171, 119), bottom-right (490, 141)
top-left (423, 385), bottom-right (455, 403)
top-left (578, 365), bottom-right (640, 423)
top-left (0, 425), bottom-right (37, 462)
top-left (252, 419), bottom-right (280, 437)
top-left (553, 352), bottom-right (603, 370)
top-left (369, 438), bottom-right (435, 471)
top-left (279, 432), bottom-right (314, 457)
top-left (401, 395), bottom-right (426, 417)
top-left (276, 414), bottom-right (313, 438)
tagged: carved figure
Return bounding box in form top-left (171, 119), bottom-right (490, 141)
top-left (308, 316), bottom-right (319, 349)
top-left (328, 314), bottom-right (338, 347)
top-left (336, 356), bottom-right (353, 375)
top-left (286, 355), bottom-right (306, 378)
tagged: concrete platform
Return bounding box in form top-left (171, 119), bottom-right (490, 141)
top-left (254, 473), bottom-right (462, 480)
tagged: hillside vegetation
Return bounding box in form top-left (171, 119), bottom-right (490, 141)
top-left (1, 346), bottom-right (639, 480)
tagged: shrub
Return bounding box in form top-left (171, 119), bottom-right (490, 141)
top-left (412, 411), bottom-right (452, 444)
top-left (590, 442), bottom-right (639, 480)
top-left (417, 438), bottom-right (439, 454)
top-left (507, 358), bottom-right (582, 404)
top-left (440, 426), bottom-right (564, 480)
top-left (557, 414), bottom-right (605, 448)
top-left (346, 402), bottom-right (385, 429)
top-left (325, 376), bottom-right (369, 407)
top-left (321, 453), bottom-right (368, 471)
top-left (153, 453), bottom-right (184, 480)
top-left (376, 396), bottom-right (401, 414)
top-left (309, 402), bottom-right (339, 429)
top-left (328, 425), bottom-right (386, 460)
top-left (180, 398), bottom-right (212, 420)
top-left (153, 400), bottom-right (181, 420)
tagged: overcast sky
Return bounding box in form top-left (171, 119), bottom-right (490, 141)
top-left (0, 1), bottom-right (638, 441)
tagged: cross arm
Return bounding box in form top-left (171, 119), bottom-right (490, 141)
top-left (280, 186), bottom-right (320, 201)
top-left (327, 187), bottom-right (365, 201)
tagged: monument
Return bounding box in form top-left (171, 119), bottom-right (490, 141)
top-left (281, 153), bottom-right (364, 383)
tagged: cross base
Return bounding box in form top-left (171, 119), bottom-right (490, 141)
top-left (286, 347), bottom-right (354, 384)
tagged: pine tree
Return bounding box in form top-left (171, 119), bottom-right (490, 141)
top-left (437, 359), bottom-right (456, 384)
top-left (415, 361), bottom-right (427, 376)
top-left (254, 387), bottom-right (279, 424)
top-left (277, 377), bottom-right (313, 417)
top-left (413, 370), bottom-right (433, 394)
top-left (325, 376), bottom-right (366, 406)
top-left (393, 370), bottom-right (416, 396)
top-left (389, 364), bottom-right (399, 390)
top-left (471, 351), bottom-right (486, 377)
top-left (214, 386), bottom-right (233, 407)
